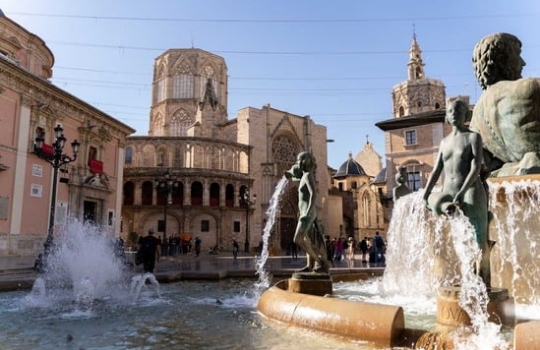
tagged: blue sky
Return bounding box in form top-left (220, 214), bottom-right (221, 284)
top-left (2, 0), bottom-right (539, 169)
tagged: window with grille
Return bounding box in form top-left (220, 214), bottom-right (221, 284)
top-left (405, 130), bottom-right (417, 145)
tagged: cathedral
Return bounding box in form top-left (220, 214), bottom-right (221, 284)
top-left (121, 48), bottom-right (330, 253)
top-left (122, 33), bottom-right (469, 253)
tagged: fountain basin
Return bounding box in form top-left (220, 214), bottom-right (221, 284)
top-left (257, 279), bottom-right (406, 348)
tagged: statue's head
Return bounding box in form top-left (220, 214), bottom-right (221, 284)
top-left (445, 99), bottom-right (469, 125)
top-left (473, 33), bottom-right (525, 89)
top-left (298, 151), bottom-right (316, 172)
top-left (395, 167), bottom-right (407, 185)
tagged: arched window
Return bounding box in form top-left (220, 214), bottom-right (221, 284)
top-left (272, 134), bottom-right (299, 175)
top-left (415, 67), bottom-right (422, 79)
top-left (141, 181), bottom-right (153, 205)
top-left (435, 102), bottom-right (441, 109)
top-left (191, 181), bottom-right (203, 206)
top-left (362, 192), bottom-right (371, 227)
top-left (209, 183), bottom-right (220, 206)
top-left (399, 106), bottom-right (405, 117)
top-left (225, 184), bottom-right (235, 207)
top-left (170, 109), bottom-right (192, 136)
top-left (172, 182), bottom-right (183, 205)
top-left (239, 186), bottom-right (248, 207)
top-left (123, 182), bottom-right (135, 205)
top-left (125, 147), bottom-right (133, 165)
top-left (157, 150), bottom-right (165, 167)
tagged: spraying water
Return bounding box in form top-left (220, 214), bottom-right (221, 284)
top-left (253, 177), bottom-right (289, 295)
top-left (26, 219), bottom-right (151, 310)
top-left (383, 190), bottom-right (509, 349)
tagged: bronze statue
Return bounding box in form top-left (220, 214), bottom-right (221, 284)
top-left (470, 32), bottom-right (540, 176)
top-left (424, 100), bottom-right (491, 287)
top-left (285, 151), bottom-right (330, 273)
top-left (393, 167), bottom-right (411, 201)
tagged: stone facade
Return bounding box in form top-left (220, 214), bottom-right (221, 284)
top-left (0, 12), bottom-right (134, 257)
top-left (121, 49), bottom-right (329, 253)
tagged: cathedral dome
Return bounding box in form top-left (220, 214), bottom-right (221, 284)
top-left (334, 153), bottom-right (367, 178)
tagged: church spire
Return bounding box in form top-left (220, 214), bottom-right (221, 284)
top-left (408, 25), bottom-right (425, 81)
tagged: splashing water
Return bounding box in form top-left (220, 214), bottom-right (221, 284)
top-left (384, 190), bottom-right (509, 349)
top-left (253, 177), bottom-right (289, 295)
top-left (26, 219), bottom-right (138, 309)
top-left (131, 272), bottom-right (161, 301)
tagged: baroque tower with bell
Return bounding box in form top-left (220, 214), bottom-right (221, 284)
top-left (377, 30), bottom-right (448, 201)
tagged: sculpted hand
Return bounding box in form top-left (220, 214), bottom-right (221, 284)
top-left (423, 198), bottom-right (431, 211)
top-left (453, 192), bottom-right (464, 207)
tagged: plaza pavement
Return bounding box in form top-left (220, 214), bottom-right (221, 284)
top-left (0, 251), bottom-right (385, 292)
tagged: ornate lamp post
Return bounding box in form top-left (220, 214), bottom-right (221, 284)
top-left (155, 170), bottom-right (176, 241)
top-left (242, 189), bottom-right (256, 253)
top-left (34, 124), bottom-right (80, 254)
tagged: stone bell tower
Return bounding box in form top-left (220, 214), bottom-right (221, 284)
top-left (148, 48), bottom-right (228, 138)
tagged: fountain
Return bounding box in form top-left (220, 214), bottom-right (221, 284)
top-left (258, 178), bottom-right (540, 349)
top-left (23, 219), bottom-right (161, 310)
top-left (4, 30), bottom-right (540, 348)
top-left (2, 177), bottom-right (540, 349)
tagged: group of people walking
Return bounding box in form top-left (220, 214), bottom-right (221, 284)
top-left (324, 231), bottom-right (386, 267)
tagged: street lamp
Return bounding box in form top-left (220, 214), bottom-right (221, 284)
top-left (155, 170), bottom-right (176, 241)
top-left (34, 124), bottom-right (80, 255)
top-left (242, 188), bottom-right (256, 253)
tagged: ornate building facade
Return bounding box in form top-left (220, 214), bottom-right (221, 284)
top-left (0, 11), bottom-right (135, 257)
top-left (122, 49), bottom-right (329, 253)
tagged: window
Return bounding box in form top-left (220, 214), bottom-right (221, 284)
top-left (407, 171), bottom-right (421, 192)
top-left (155, 78), bottom-right (167, 103)
top-left (405, 130), bottom-right (417, 145)
top-left (125, 147), bottom-right (133, 165)
top-left (173, 74), bottom-right (194, 98)
top-left (123, 182), bottom-right (135, 205)
top-left (35, 127), bottom-right (45, 142)
top-left (88, 146), bottom-right (97, 161)
top-left (402, 161), bottom-right (422, 192)
top-left (201, 220), bottom-right (210, 232)
top-left (399, 106), bottom-right (405, 117)
top-left (141, 181), bottom-right (153, 205)
top-left (234, 221), bottom-right (240, 232)
top-left (170, 109), bottom-right (192, 136)
top-left (157, 151), bottom-right (165, 166)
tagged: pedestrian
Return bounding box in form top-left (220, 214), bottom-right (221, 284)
top-left (258, 240), bottom-right (264, 256)
top-left (358, 237), bottom-right (369, 263)
top-left (326, 237), bottom-right (335, 264)
top-left (335, 237), bottom-right (344, 262)
top-left (232, 239), bottom-right (239, 262)
top-left (346, 237), bottom-right (355, 269)
top-left (373, 231), bottom-right (386, 266)
top-left (137, 228), bottom-right (161, 273)
top-left (290, 241), bottom-right (298, 260)
top-left (195, 237), bottom-right (202, 257)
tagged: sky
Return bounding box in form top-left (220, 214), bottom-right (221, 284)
top-left (2, 0), bottom-right (539, 169)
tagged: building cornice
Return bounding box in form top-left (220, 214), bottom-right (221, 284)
top-left (0, 58), bottom-right (135, 137)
